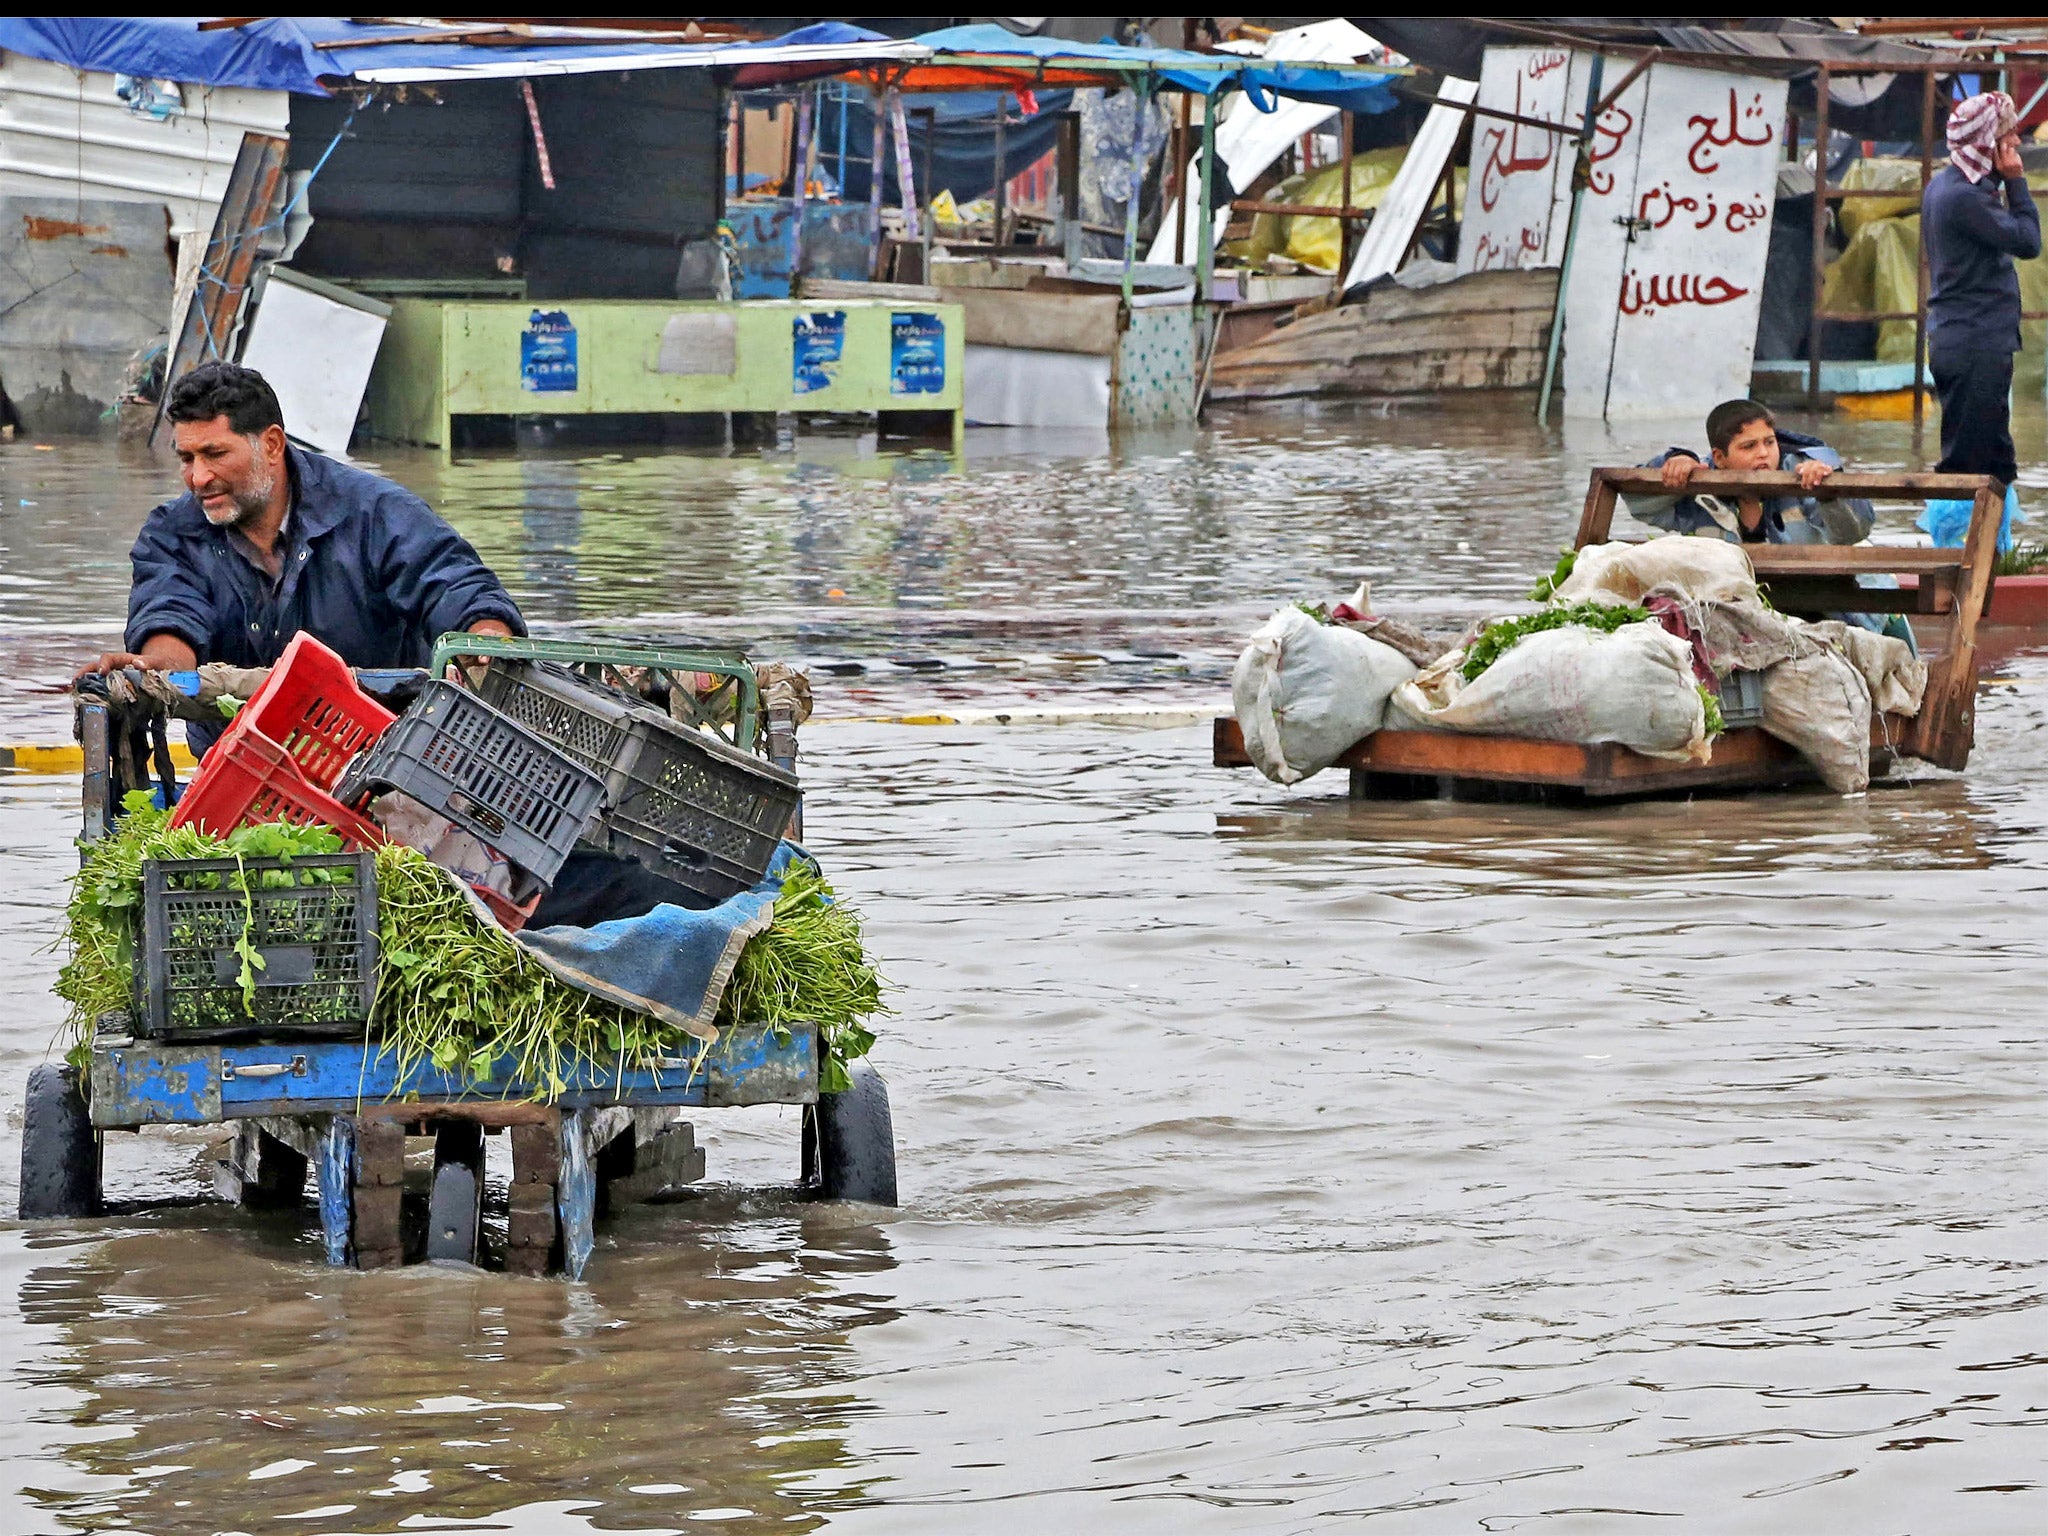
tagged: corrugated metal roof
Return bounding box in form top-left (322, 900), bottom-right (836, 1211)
top-left (0, 54), bottom-right (288, 237)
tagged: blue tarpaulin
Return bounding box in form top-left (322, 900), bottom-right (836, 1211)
top-left (0, 17), bottom-right (910, 97)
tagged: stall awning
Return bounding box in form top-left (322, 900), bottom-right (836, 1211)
top-left (865, 24), bottom-right (1403, 112)
top-left (0, 18), bottom-right (926, 97)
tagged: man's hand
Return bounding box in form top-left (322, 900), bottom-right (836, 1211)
top-left (467, 618), bottom-right (515, 641)
top-left (1659, 453), bottom-right (1703, 492)
top-left (1795, 458), bottom-right (1833, 492)
top-left (1998, 133), bottom-right (2025, 180)
top-left (73, 634), bottom-right (198, 686)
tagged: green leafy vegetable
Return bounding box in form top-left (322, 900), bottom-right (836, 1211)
top-left (1699, 684), bottom-right (1725, 737)
top-left (57, 803), bottom-right (884, 1100)
top-left (1529, 547), bottom-right (1578, 602)
top-left (1460, 601), bottom-right (1650, 682)
top-left (1293, 600), bottom-right (1331, 624)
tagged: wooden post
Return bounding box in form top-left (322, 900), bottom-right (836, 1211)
top-left (1915, 67), bottom-right (1936, 439)
top-left (919, 106), bottom-right (936, 283)
top-left (1808, 66), bottom-right (1830, 407)
top-left (788, 89), bottom-right (813, 299)
top-left (992, 98), bottom-right (1007, 248)
top-left (1338, 110), bottom-right (1354, 283)
top-left (1173, 89), bottom-right (1192, 266)
top-left (868, 86), bottom-right (886, 279)
top-left (1914, 478), bottom-right (2002, 769)
top-left (1059, 110), bottom-right (1083, 267)
top-left (1573, 471), bottom-right (1620, 548)
top-left (733, 93), bottom-right (746, 199)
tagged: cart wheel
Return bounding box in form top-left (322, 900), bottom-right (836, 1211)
top-left (19, 1064), bottom-right (102, 1219)
top-left (425, 1122), bottom-right (483, 1265)
top-left (814, 1061), bottom-right (897, 1206)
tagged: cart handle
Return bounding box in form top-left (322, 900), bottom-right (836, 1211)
top-left (427, 633), bottom-right (762, 752)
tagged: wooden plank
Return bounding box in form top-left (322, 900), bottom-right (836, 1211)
top-left (1594, 467), bottom-right (1990, 499)
top-left (1756, 573), bottom-right (1955, 615)
top-left (1213, 716), bottom-right (1912, 796)
top-left (1230, 199), bottom-right (1376, 220)
top-left (1746, 546), bottom-right (1965, 573)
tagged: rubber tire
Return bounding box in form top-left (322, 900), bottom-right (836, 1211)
top-left (19, 1064), bottom-right (102, 1219)
top-left (424, 1163), bottom-right (480, 1264)
top-left (816, 1061), bottom-right (898, 1206)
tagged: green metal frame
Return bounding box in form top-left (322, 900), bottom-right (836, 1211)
top-left (429, 634), bottom-right (763, 752)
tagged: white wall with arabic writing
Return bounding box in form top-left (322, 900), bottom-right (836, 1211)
top-left (1560, 60), bottom-right (1787, 420)
top-left (1455, 46), bottom-right (1578, 276)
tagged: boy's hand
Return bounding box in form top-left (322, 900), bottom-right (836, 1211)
top-left (1659, 453), bottom-right (1703, 491)
top-left (1795, 458), bottom-right (1832, 491)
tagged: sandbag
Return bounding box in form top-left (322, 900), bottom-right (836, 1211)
top-left (1760, 647), bottom-right (1873, 793)
top-left (1552, 538), bottom-right (1759, 609)
top-left (1388, 619), bottom-right (1710, 762)
top-left (1231, 607), bottom-right (1418, 784)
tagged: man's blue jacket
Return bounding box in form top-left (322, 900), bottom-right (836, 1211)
top-left (125, 445), bottom-right (524, 672)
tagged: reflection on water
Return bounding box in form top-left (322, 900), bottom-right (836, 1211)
top-left (5, 403), bottom-right (2048, 1529)
top-left (16, 1199), bottom-right (897, 1535)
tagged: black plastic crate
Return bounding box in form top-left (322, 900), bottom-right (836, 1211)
top-left (479, 659), bottom-right (800, 906)
top-left (337, 679), bottom-right (605, 889)
top-left (139, 853), bottom-right (378, 1040)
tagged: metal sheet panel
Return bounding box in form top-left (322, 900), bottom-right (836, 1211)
top-left (0, 54), bottom-right (288, 237)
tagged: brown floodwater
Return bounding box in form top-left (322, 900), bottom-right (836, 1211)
top-left (3, 397), bottom-right (2048, 1532)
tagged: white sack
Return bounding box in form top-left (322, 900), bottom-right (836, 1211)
top-left (1760, 646), bottom-right (1873, 793)
top-left (1232, 607), bottom-right (1418, 783)
top-left (1388, 620), bottom-right (1710, 762)
top-left (1804, 621), bottom-right (1926, 717)
top-left (1553, 538), bottom-right (1759, 608)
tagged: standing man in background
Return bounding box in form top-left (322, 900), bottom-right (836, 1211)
top-left (1923, 90), bottom-right (2040, 495)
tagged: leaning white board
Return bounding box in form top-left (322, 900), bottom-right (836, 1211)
top-left (1144, 18), bottom-right (1381, 267)
top-left (237, 268), bottom-right (392, 456)
top-left (1560, 60), bottom-right (1787, 420)
top-left (1346, 75), bottom-right (1477, 288)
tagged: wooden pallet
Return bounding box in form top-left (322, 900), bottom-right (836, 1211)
top-left (1213, 467), bottom-right (2001, 800)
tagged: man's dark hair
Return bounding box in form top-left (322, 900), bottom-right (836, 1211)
top-left (164, 361), bottom-right (285, 436)
top-left (1705, 398), bottom-right (1774, 454)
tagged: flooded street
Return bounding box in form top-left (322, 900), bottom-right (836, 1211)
top-left (4, 397), bottom-right (2048, 1531)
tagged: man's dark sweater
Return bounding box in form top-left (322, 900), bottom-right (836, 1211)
top-left (1924, 163), bottom-right (2042, 353)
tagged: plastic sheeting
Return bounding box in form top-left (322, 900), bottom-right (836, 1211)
top-left (0, 18), bottom-right (920, 98)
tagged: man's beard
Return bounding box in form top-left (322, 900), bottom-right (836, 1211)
top-left (202, 460), bottom-right (276, 529)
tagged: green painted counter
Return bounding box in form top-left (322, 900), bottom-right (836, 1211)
top-left (364, 298), bottom-right (964, 448)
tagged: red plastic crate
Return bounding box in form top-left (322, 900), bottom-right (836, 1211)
top-left (474, 885), bottom-right (542, 933)
top-left (222, 631), bottom-right (395, 791)
top-left (171, 726), bottom-right (388, 850)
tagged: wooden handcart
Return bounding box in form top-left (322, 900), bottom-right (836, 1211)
top-left (1215, 468), bottom-right (2004, 801)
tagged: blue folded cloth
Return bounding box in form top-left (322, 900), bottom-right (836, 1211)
top-left (514, 842), bottom-right (805, 1041)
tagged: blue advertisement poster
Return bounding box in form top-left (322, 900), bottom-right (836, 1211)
top-left (521, 309), bottom-right (577, 393)
top-left (791, 310), bottom-right (846, 394)
top-left (890, 311), bottom-right (945, 395)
